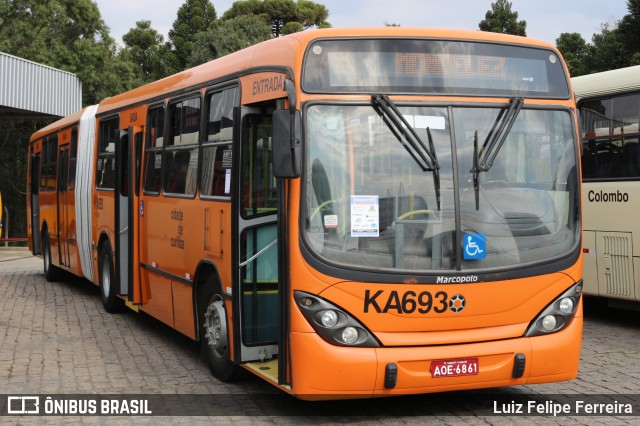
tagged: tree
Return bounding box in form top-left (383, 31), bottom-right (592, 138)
top-left (617, 0), bottom-right (640, 61)
top-left (169, 0), bottom-right (218, 70)
top-left (555, 0), bottom-right (640, 75)
top-left (188, 15), bottom-right (272, 67)
top-left (479, 0), bottom-right (526, 36)
top-left (0, 0), bottom-right (138, 239)
top-left (222, 0), bottom-right (331, 38)
top-left (120, 20), bottom-right (179, 84)
top-left (555, 33), bottom-right (589, 76)
top-left (583, 23), bottom-right (627, 73)
top-left (0, 0), bottom-right (137, 105)
top-left (0, 119), bottom-right (41, 243)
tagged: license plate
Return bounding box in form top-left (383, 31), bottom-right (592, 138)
top-left (430, 357), bottom-right (479, 378)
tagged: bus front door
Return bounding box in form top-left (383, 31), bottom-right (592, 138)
top-left (235, 107), bottom-right (282, 376)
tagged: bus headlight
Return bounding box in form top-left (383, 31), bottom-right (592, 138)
top-left (341, 327), bottom-right (359, 344)
top-left (294, 291), bottom-right (380, 348)
top-left (541, 315), bottom-right (557, 331)
top-left (320, 310), bottom-right (339, 327)
top-left (558, 297), bottom-right (574, 314)
top-left (525, 282), bottom-right (582, 337)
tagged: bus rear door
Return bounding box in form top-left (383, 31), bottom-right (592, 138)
top-left (115, 126), bottom-right (143, 302)
top-left (57, 145), bottom-right (70, 267)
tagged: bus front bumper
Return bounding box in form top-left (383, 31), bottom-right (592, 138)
top-left (289, 313), bottom-right (582, 399)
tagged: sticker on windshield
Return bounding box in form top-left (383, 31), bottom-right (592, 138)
top-left (324, 214), bottom-right (338, 229)
top-left (350, 195), bottom-right (379, 237)
top-left (463, 233), bottom-right (486, 260)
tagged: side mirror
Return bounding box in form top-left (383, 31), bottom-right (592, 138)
top-left (273, 108), bottom-right (301, 178)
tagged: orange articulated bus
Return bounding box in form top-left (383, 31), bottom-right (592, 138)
top-left (26, 27), bottom-right (583, 399)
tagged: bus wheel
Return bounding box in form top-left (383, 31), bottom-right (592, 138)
top-left (202, 293), bottom-right (243, 381)
top-left (42, 231), bottom-right (60, 282)
top-left (98, 241), bottom-right (124, 313)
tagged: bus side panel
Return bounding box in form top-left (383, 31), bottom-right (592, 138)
top-left (140, 271), bottom-right (175, 328)
top-left (207, 204), bottom-right (233, 278)
top-left (582, 182), bottom-right (639, 301)
top-left (137, 192), bottom-right (203, 336)
top-left (172, 279), bottom-right (195, 339)
top-left (635, 257), bottom-right (640, 303)
top-left (93, 192), bottom-right (115, 284)
top-left (582, 230), bottom-right (598, 295)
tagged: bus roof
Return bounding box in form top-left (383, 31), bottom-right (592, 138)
top-left (572, 65), bottom-right (640, 102)
top-left (96, 27), bottom-right (558, 115)
top-left (29, 106), bottom-right (92, 142)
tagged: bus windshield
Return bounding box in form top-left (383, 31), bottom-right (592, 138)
top-left (303, 103), bottom-right (579, 273)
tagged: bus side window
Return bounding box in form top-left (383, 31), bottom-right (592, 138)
top-left (144, 105), bottom-right (165, 194)
top-left (623, 142), bottom-right (640, 177)
top-left (202, 86), bottom-right (238, 198)
top-left (164, 97), bottom-right (200, 196)
top-left (68, 127), bottom-right (78, 190)
top-left (165, 151), bottom-right (190, 193)
top-left (96, 117), bottom-right (119, 190)
top-left (31, 154), bottom-right (40, 195)
top-left (242, 112), bottom-right (277, 218)
top-left (40, 136), bottom-right (58, 191)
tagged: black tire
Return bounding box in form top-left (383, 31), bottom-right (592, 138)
top-left (201, 290), bottom-right (244, 381)
top-left (98, 241), bottom-right (124, 313)
top-left (42, 231), bottom-right (61, 282)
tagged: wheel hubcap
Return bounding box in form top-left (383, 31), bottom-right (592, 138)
top-left (204, 297), bottom-right (228, 358)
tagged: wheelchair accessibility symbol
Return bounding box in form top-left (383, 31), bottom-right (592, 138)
top-left (463, 234), bottom-right (486, 260)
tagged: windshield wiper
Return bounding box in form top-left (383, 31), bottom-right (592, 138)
top-left (478, 97), bottom-right (524, 171)
top-left (425, 127), bottom-right (441, 211)
top-left (371, 94), bottom-right (441, 210)
top-left (470, 97), bottom-right (524, 210)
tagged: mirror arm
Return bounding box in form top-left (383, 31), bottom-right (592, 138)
top-left (284, 78), bottom-right (297, 150)
top-left (284, 78), bottom-right (299, 176)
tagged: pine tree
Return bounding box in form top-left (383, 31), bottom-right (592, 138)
top-left (169, 0), bottom-right (218, 70)
top-left (479, 0), bottom-right (527, 37)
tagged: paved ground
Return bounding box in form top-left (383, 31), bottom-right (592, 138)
top-left (0, 248), bottom-right (639, 425)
